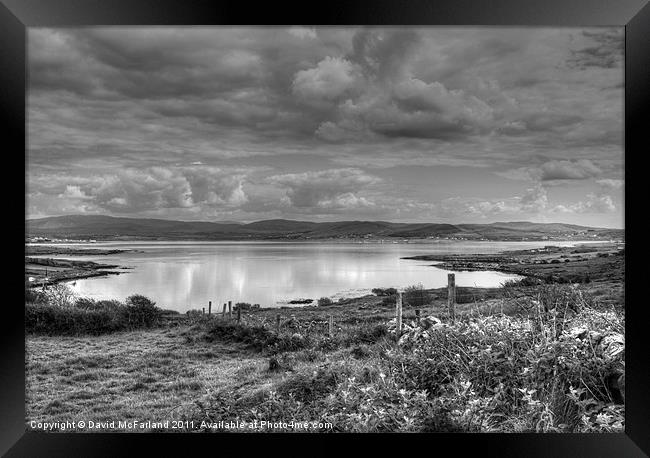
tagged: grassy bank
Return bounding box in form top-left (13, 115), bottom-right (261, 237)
top-left (26, 279), bottom-right (624, 432)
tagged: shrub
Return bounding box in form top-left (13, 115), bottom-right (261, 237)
top-left (404, 283), bottom-right (430, 307)
top-left (234, 302), bottom-right (252, 311)
top-left (26, 303), bottom-right (124, 335)
top-left (26, 294), bottom-right (162, 335)
top-left (317, 297), bottom-right (333, 306)
top-left (125, 294), bottom-right (159, 328)
top-left (43, 283), bottom-right (77, 307)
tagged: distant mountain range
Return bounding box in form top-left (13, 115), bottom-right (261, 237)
top-left (25, 215), bottom-right (624, 242)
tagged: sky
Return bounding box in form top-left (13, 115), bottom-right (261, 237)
top-left (27, 27), bottom-right (624, 228)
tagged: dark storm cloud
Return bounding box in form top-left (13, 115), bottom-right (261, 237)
top-left (27, 27), bottom-right (624, 226)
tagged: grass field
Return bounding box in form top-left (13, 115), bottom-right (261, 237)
top-left (26, 327), bottom-right (269, 427)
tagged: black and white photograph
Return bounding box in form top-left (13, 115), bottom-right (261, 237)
top-left (24, 25), bottom-right (625, 433)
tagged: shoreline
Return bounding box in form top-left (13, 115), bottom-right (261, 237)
top-left (25, 256), bottom-right (129, 287)
top-left (402, 242), bottom-right (623, 283)
top-left (25, 246), bottom-right (132, 256)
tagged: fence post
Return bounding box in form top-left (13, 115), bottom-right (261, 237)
top-left (237, 307), bottom-right (241, 324)
top-left (228, 301), bottom-right (232, 319)
top-left (328, 315), bottom-right (334, 338)
top-left (396, 291), bottom-right (403, 339)
top-left (448, 273), bottom-right (456, 322)
top-left (202, 307), bottom-right (205, 315)
top-left (222, 303), bottom-right (227, 317)
top-left (276, 314), bottom-right (281, 334)
top-left (208, 301), bottom-right (212, 316)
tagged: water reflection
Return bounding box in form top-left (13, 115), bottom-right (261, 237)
top-left (61, 241), bottom-right (582, 311)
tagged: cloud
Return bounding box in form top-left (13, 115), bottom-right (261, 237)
top-left (26, 27), bottom-right (624, 225)
top-left (539, 159), bottom-right (602, 181)
top-left (268, 168), bottom-right (379, 209)
top-left (29, 166), bottom-right (252, 216)
top-left (519, 185), bottom-right (549, 212)
top-left (552, 193), bottom-right (616, 214)
top-left (288, 27), bottom-right (317, 40)
top-left (292, 56), bottom-right (362, 101)
top-left (568, 29), bottom-right (624, 69)
top-left (59, 185), bottom-right (92, 200)
top-left (596, 178), bottom-right (624, 190)
top-left (498, 159), bottom-right (603, 182)
top-left (351, 29), bottom-right (421, 79)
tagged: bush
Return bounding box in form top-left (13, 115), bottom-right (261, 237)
top-left (43, 283), bottom-right (77, 307)
top-left (404, 283), bottom-right (430, 307)
top-left (234, 302), bottom-right (260, 311)
top-left (317, 297), bottom-right (333, 306)
top-left (26, 303), bottom-right (124, 335)
top-left (26, 294), bottom-right (162, 335)
top-left (125, 294), bottom-right (159, 328)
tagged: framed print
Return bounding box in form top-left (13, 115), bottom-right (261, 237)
top-left (2, 0), bottom-right (648, 455)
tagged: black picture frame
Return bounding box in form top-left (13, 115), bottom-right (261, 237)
top-left (2, 0), bottom-right (647, 455)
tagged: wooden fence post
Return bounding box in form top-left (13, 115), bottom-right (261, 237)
top-left (276, 314), bottom-right (281, 334)
top-left (237, 307), bottom-right (241, 324)
top-left (222, 303), bottom-right (227, 317)
top-left (328, 315), bottom-right (334, 338)
top-left (202, 307), bottom-right (205, 315)
top-left (228, 301), bottom-right (232, 319)
top-left (448, 273), bottom-right (456, 322)
top-left (208, 301), bottom-right (212, 316)
top-left (396, 291), bottom-right (403, 339)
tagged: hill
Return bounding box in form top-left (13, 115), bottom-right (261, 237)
top-left (25, 215), bottom-right (623, 242)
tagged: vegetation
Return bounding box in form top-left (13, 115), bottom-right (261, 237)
top-left (317, 297), bottom-right (333, 306)
top-left (179, 284), bottom-right (623, 432)
top-left (25, 285), bottom-right (163, 335)
top-left (403, 283), bottom-right (430, 307)
top-left (234, 302), bottom-right (261, 311)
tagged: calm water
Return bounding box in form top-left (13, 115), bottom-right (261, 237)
top-left (37, 240), bottom-right (589, 311)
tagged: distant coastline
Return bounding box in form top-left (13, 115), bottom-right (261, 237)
top-left (26, 214), bottom-right (624, 243)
